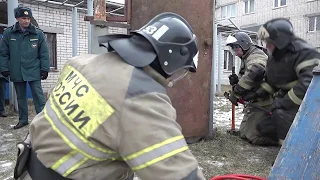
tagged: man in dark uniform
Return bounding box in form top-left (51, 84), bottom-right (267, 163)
top-left (252, 18), bottom-right (320, 144)
top-left (0, 6), bottom-right (50, 129)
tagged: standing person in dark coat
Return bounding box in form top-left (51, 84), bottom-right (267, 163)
top-left (0, 6), bottom-right (50, 129)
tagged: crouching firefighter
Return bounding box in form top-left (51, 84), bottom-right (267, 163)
top-left (251, 18), bottom-right (320, 144)
top-left (225, 31), bottom-right (279, 146)
top-left (13, 12), bottom-right (205, 180)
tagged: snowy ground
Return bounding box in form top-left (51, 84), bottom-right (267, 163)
top-left (0, 96), bottom-right (280, 180)
top-left (213, 96), bottom-right (244, 129)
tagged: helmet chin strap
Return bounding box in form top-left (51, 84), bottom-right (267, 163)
top-left (143, 66), bottom-right (189, 88)
top-left (143, 66), bottom-right (171, 87)
top-left (167, 70), bottom-right (189, 87)
top-left (167, 81), bottom-right (174, 88)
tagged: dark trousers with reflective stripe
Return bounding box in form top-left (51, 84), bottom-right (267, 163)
top-left (272, 107), bottom-right (299, 140)
top-left (27, 150), bottom-right (135, 180)
top-left (27, 149), bottom-right (71, 180)
top-left (258, 107), bottom-right (299, 140)
top-left (14, 81), bottom-right (46, 124)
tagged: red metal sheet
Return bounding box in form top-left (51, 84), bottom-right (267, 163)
top-left (131, 0), bottom-right (214, 140)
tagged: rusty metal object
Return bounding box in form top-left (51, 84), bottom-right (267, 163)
top-left (90, 20), bottom-right (130, 28)
top-left (126, 0), bottom-right (132, 25)
top-left (131, 0), bottom-right (214, 142)
top-left (94, 0), bottom-right (106, 21)
top-left (85, 0), bottom-right (132, 28)
top-left (231, 104), bottom-right (236, 129)
top-left (106, 16), bottom-right (128, 22)
top-left (224, 91), bottom-right (236, 133)
top-left (106, 0), bottom-right (131, 22)
top-left (204, 38), bottom-right (213, 46)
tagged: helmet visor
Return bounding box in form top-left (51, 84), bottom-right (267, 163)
top-left (226, 35), bottom-right (238, 45)
top-left (228, 44), bottom-right (241, 56)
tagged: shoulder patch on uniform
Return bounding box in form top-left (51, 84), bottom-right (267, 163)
top-left (3, 26), bottom-right (12, 32)
top-left (126, 68), bottom-right (167, 99)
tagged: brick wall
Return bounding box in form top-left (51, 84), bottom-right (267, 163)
top-left (14, 2), bottom-right (127, 93)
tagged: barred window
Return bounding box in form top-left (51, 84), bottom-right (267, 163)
top-left (44, 33), bottom-right (57, 70)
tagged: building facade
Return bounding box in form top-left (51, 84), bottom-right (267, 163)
top-left (215, 0), bottom-right (320, 85)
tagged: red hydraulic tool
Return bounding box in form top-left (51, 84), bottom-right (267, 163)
top-left (224, 91), bottom-right (272, 135)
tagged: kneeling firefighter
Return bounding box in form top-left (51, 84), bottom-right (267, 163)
top-left (226, 31), bottom-right (279, 146)
top-left (252, 18), bottom-right (320, 144)
top-left (13, 12), bottom-right (205, 180)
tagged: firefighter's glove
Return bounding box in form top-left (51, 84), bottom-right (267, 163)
top-left (272, 96), bottom-right (299, 111)
top-left (243, 87), bottom-right (268, 101)
top-left (41, 71), bottom-right (48, 80)
top-left (229, 92), bottom-right (239, 106)
top-left (242, 92), bottom-right (256, 101)
top-left (256, 87), bottom-right (269, 97)
top-left (228, 74), bottom-right (239, 86)
top-left (271, 98), bottom-right (284, 112)
top-left (1, 71), bottom-right (10, 77)
top-left (233, 84), bottom-right (247, 96)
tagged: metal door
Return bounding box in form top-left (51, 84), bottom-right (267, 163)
top-left (130, 0), bottom-right (214, 142)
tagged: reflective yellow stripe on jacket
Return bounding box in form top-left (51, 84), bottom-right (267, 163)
top-left (44, 64), bottom-right (118, 177)
top-left (288, 88), bottom-right (303, 105)
top-left (123, 135), bottom-right (189, 171)
top-left (276, 80), bottom-right (298, 90)
top-left (260, 82), bottom-right (275, 94)
top-left (295, 58), bottom-right (320, 75)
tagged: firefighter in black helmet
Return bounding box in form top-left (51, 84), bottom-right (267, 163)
top-left (105, 12), bottom-right (199, 87)
top-left (252, 18), bottom-right (320, 144)
top-left (225, 31), bottom-right (278, 146)
top-left (14, 12), bottom-right (205, 180)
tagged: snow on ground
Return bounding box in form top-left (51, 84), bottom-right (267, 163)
top-left (213, 96), bottom-right (244, 130)
top-left (0, 161), bottom-right (13, 173)
top-left (0, 114), bottom-right (31, 180)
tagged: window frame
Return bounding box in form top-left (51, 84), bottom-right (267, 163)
top-left (244, 0), bottom-right (255, 14)
top-left (44, 32), bottom-right (58, 70)
top-left (308, 15), bottom-right (320, 32)
top-left (221, 3), bottom-right (236, 19)
top-left (223, 50), bottom-right (234, 71)
top-left (274, 0), bottom-right (287, 8)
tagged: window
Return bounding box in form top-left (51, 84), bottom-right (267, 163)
top-left (221, 4), bottom-right (236, 19)
top-left (274, 0), bottom-right (286, 8)
top-left (308, 16), bottom-right (320, 32)
top-left (44, 33), bottom-right (57, 70)
top-left (224, 50), bottom-right (234, 71)
top-left (245, 0), bottom-right (254, 14)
